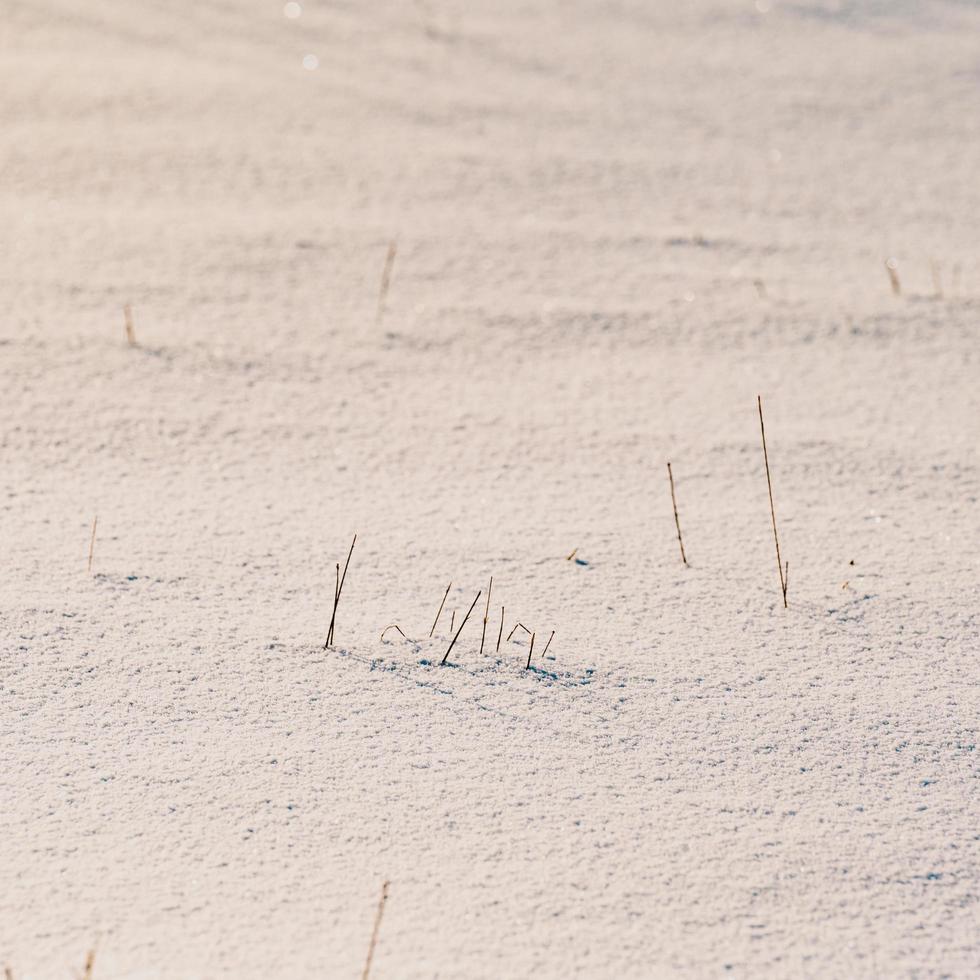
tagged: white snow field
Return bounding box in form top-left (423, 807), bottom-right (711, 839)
top-left (2, 1), bottom-right (979, 977)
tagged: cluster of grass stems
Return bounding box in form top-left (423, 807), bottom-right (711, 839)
top-left (292, 403), bottom-right (793, 668)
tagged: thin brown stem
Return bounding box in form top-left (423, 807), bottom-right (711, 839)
top-left (449, 610), bottom-right (455, 633)
top-left (441, 590), bottom-right (481, 665)
top-left (380, 624), bottom-right (412, 642)
top-left (758, 396), bottom-right (788, 608)
top-left (429, 581), bottom-right (451, 637)
top-left (525, 632), bottom-right (535, 670)
top-left (361, 880), bottom-right (390, 980)
top-left (496, 605), bottom-right (504, 654)
top-left (326, 533), bottom-right (357, 647)
top-left (87, 516), bottom-right (98, 574)
top-left (336, 534), bottom-right (357, 608)
top-left (507, 621), bottom-right (531, 642)
top-left (541, 630), bottom-right (555, 658)
top-left (667, 461), bottom-right (688, 566)
top-left (124, 303), bottom-right (135, 346)
top-left (324, 562), bottom-right (340, 649)
top-left (375, 241), bottom-right (398, 326)
top-left (479, 576), bottom-right (493, 656)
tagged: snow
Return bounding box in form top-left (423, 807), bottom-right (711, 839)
top-left (2, 0), bottom-right (979, 976)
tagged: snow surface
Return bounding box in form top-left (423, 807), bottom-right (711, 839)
top-left (2, 1), bottom-right (979, 977)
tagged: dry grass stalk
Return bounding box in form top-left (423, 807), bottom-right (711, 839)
top-left (667, 461), bottom-right (688, 566)
top-left (541, 630), bottom-right (555, 658)
top-left (441, 590), bottom-right (481, 665)
top-left (479, 576), bottom-right (493, 655)
top-left (565, 547), bottom-right (578, 561)
top-left (81, 948), bottom-right (96, 980)
top-left (375, 241), bottom-right (398, 326)
top-left (506, 622), bottom-right (518, 641)
top-left (449, 610), bottom-right (455, 633)
top-left (525, 632), bottom-right (535, 670)
top-left (380, 624), bottom-right (412, 642)
top-left (496, 605), bottom-right (504, 654)
top-left (123, 304), bottom-right (135, 346)
top-left (429, 581), bottom-right (451, 637)
top-left (757, 396), bottom-right (788, 608)
top-left (324, 562), bottom-right (339, 648)
top-left (506, 622), bottom-right (531, 641)
top-left (884, 257), bottom-right (901, 296)
top-left (324, 534), bottom-right (357, 648)
top-left (87, 516), bottom-right (98, 574)
top-left (361, 880), bottom-right (390, 980)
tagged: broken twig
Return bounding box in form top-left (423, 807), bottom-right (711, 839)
top-left (380, 624), bottom-right (413, 643)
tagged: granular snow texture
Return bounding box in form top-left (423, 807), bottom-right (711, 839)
top-left (2, 1), bottom-right (979, 977)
